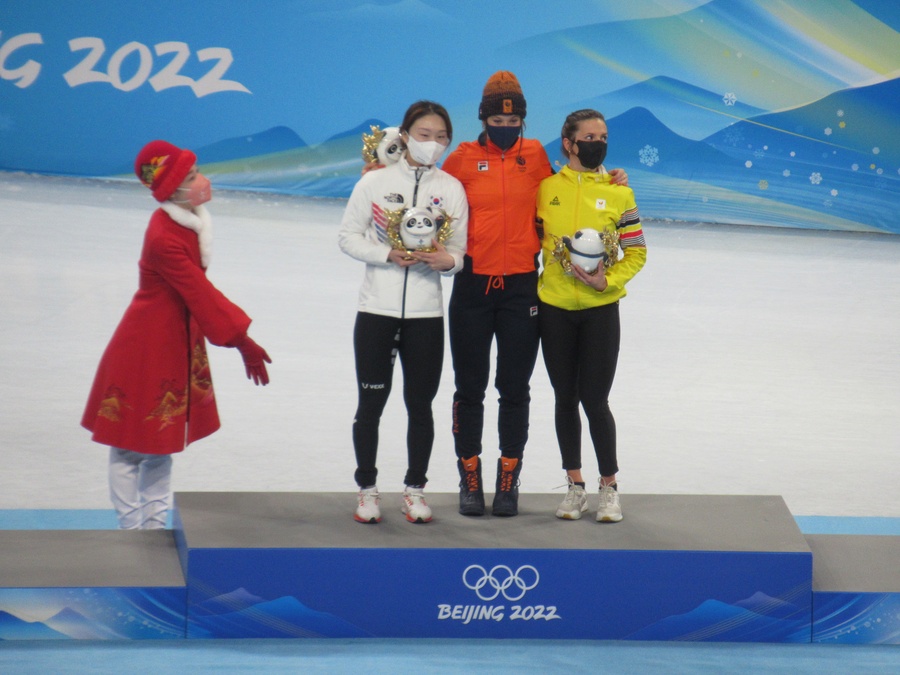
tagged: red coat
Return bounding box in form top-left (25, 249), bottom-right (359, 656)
top-left (82, 206), bottom-right (251, 454)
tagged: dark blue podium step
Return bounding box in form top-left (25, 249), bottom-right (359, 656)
top-left (172, 492), bottom-right (813, 641)
top-left (3, 496), bottom-right (897, 643)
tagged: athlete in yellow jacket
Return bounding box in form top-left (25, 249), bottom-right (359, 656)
top-left (537, 165), bottom-right (646, 308)
top-left (535, 109), bottom-right (646, 525)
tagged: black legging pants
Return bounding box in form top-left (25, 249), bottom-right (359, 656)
top-left (449, 265), bottom-right (540, 459)
top-left (539, 301), bottom-right (620, 476)
top-left (352, 312), bottom-right (444, 488)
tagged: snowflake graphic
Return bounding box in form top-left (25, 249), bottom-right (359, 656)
top-left (758, 180), bottom-right (769, 190)
top-left (824, 127), bottom-right (832, 136)
top-left (836, 109), bottom-right (844, 117)
top-left (810, 172), bottom-right (823, 185)
top-left (722, 127), bottom-right (744, 146)
top-left (753, 149), bottom-right (765, 159)
top-left (639, 145), bottom-right (659, 167)
top-left (851, 164), bottom-right (859, 171)
top-left (790, 151), bottom-right (796, 157)
top-left (745, 160), bottom-right (753, 168)
top-left (830, 189), bottom-right (838, 197)
top-left (872, 147), bottom-right (881, 155)
top-left (783, 169), bottom-right (791, 177)
top-left (723, 92), bottom-right (737, 106)
top-left (839, 121), bottom-right (846, 129)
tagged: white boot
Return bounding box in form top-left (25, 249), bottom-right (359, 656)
top-left (109, 447), bottom-right (172, 529)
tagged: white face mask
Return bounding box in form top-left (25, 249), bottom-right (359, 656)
top-left (405, 136), bottom-right (446, 166)
top-left (174, 173), bottom-right (212, 207)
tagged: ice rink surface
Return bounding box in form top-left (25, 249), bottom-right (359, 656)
top-left (1, 172), bottom-right (898, 516)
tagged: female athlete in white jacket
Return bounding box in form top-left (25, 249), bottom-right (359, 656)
top-left (338, 100), bottom-right (468, 524)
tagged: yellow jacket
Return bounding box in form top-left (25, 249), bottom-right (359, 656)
top-left (537, 165), bottom-right (646, 310)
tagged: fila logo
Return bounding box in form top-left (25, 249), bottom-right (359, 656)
top-left (477, 161), bottom-right (489, 172)
top-left (550, 196), bottom-right (561, 206)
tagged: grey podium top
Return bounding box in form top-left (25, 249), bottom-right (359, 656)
top-left (174, 492), bottom-right (812, 554)
top-left (0, 530), bottom-right (185, 588)
top-left (806, 535), bottom-right (900, 592)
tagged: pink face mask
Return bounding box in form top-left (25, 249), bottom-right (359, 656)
top-left (175, 173), bottom-right (212, 207)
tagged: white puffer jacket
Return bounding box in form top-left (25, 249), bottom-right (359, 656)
top-left (338, 156), bottom-right (468, 318)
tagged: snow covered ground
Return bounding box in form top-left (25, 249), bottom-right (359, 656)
top-left (1, 172), bottom-right (898, 516)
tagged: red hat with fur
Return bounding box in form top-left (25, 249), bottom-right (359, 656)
top-left (134, 140), bottom-right (196, 202)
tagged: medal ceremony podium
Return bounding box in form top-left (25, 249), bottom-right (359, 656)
top-left (1, 492), bottom-right (897, 643)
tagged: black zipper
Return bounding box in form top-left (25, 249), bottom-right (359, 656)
top-left (401, 168), bottom-right (425, 321)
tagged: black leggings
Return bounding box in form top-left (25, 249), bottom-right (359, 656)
top-left (449, 264), bottom-right (540, 459)
top-left (539, 301), bottom-right (620, 476)
top-left (352, 311), bottom-right (444, 488)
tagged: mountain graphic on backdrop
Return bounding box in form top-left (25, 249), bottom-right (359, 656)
top-left (196, 78), bottom-right (896, 232)
top-left (323, 118), bottom-right (392, 143)
top-left (0, 609), bottom-right (69, 640)
top-left (625, 594), bottom-right (807, 642)
top-left (569, 75), bottom-right (766, 141)
top-left (202, 118), bottom-right (389, 197)
top-left (194, 586), bottom-right (265, 615)
top-left (43, 606), bottom-right (122, 640)
top-left (191, 593), bottom-right (370, 639)
top-left (197, 126), bottom-right (308, 164)
top-left (705, 76), bottom-right (900, 166)
top-left (543, 106), bottom-right (733, 172)
top-left (735, 590), bottom-right (805, 620)
top-left (197, 118), bottom-right (392, 165)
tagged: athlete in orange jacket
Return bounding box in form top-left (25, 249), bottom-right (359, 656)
top-left (443, 72), bottom-right (627, 518)
top-left (442, 72), bottom-right (549, 518)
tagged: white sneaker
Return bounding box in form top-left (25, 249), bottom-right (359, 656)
top-left (596, 481), bottom-right (623, 523)
top-left (402, 486), bottom-right (433, 523)
top-left (555, 476), bottom-right (588, 520)
top-left (354, 486), bottom-right (381, 523)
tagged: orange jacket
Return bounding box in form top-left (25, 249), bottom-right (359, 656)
top-left (442, 136), bottom-right (552, 275)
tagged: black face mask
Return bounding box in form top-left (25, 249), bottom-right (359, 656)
top-left (574, 139), bottom-right (607, 170)
top-left (486, 125), bottom-right (521, 151)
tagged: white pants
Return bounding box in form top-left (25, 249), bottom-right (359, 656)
top-left (108, 447), bottom-right (173, 529)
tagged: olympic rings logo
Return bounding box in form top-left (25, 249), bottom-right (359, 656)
top-left (462, 564), bottom-right (540, 602)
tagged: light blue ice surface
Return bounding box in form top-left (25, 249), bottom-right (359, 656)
top-left (2, 173), bottom-right (899, 672)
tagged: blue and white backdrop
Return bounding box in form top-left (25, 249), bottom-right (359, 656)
top-left (2, 0), bottom-right (898, 232)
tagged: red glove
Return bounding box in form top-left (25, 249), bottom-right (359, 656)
top-left (233, 335), bottom-right (271, 386)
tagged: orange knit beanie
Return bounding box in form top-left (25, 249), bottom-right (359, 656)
top-left (478, 70), bottom-right (527, 120)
